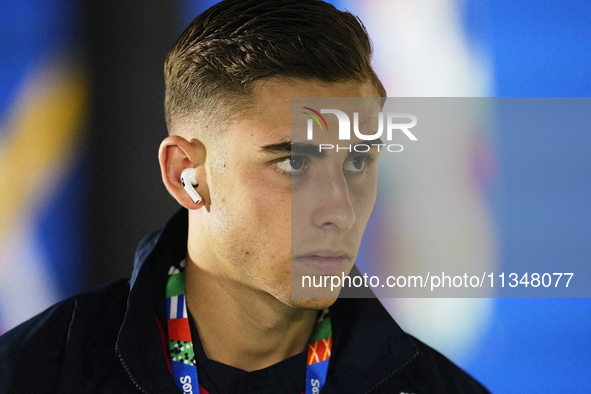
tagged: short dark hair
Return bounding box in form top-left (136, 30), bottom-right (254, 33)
top-left (164, 0), bottom-right (385, 134)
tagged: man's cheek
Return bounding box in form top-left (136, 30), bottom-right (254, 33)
top-left (257, 206), bottom-right (290, 238)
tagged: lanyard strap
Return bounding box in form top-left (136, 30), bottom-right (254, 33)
top-left (165, 260), bottom-right (332, 394)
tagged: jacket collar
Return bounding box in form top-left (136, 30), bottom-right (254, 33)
top-left (326, 298), bottom-right (418, 393)
top-left (117, 209), bottom-right (417, 393)
top-left (116, 209), bottom-right (188, 393)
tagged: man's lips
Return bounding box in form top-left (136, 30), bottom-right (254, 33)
top-left (294, 250), bottom-right (351, 274)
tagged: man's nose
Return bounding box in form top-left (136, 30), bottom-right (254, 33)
top-left (310, 169), bottom-right (356, 231)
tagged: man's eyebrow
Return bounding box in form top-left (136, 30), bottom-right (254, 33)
top-left (260, 141), bottom-right (291, 153)
top-left (259, 141), bottom-right (325, 158)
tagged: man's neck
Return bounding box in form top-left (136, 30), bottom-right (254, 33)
top-left (183, 257), bottom-right (317, 372)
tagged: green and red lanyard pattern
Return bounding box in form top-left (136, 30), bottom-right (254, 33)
top-left (166, 260), bottom-right (333, 394)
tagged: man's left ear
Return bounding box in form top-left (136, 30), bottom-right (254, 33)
top-left (158, 135), bottom-right (209, 209)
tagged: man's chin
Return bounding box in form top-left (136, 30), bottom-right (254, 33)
top-left (285, 296), bottom-right (339, 311)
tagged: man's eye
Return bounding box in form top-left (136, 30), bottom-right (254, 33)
top-left (343, 155), bottom-right (368, 172)
top-left (276, 156), bottom-right (306, 173)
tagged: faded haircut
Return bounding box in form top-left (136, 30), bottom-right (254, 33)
top-left (164, 0), bottom-right (385, 135)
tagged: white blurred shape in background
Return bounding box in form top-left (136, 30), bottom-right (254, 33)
top-left (353, 0), bottom-right (496, 364)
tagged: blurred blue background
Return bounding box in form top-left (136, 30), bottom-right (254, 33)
top-left (0, 0), bottom-right (590, 392)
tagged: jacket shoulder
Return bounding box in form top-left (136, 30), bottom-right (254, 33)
top-left (0, 279), bottom-right (130, 394)
top-left (387, 335), bottom-right (491, 393)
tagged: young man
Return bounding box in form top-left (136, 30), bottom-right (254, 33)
top-left (0, 1), bottom-right (489, 392)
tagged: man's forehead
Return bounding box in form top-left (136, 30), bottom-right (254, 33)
top-left (224, 78), bottom-right (383, 147)
top-left (248, 78), bottom-right (381, 116)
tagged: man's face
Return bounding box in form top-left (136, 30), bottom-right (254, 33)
top-left (202, 78), bottom-right (381, 309)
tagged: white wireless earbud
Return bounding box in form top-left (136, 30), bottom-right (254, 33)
top-left (180, 168), bottom-right (202, 204)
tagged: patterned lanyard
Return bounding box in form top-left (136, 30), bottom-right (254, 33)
top-left (165, 260), bottom-right (332, 394)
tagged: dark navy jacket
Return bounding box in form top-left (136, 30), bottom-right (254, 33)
top-left (0, 209), bottom-right (490, 393)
